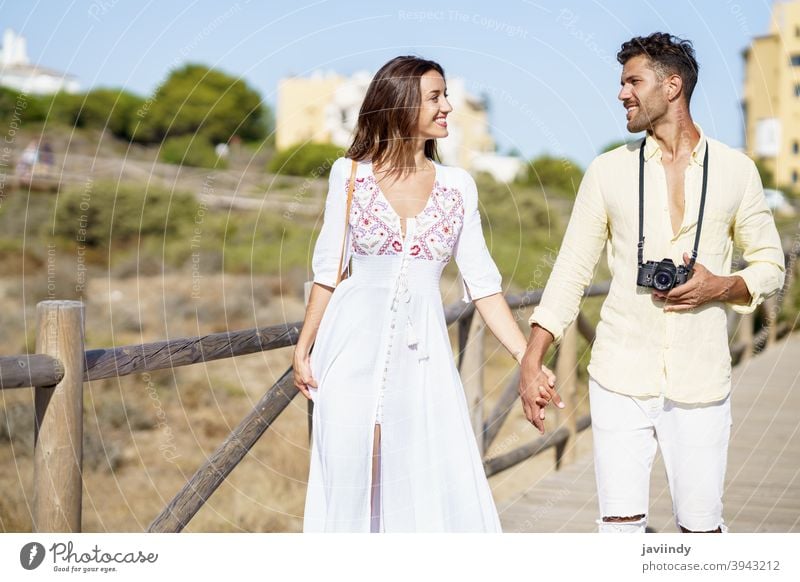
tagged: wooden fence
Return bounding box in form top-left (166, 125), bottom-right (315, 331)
top-left (1, 243), bottom-right (797, 532)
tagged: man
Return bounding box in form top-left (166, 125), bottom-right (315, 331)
top-left (520, 33), bottom-right (785, 533)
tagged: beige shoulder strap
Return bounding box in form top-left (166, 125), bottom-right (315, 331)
top-left (335, 159), bottom-right (358, 286)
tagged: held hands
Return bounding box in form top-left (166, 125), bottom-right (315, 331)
top-left (518, 359), bottom-right (562, 435)
top-left (652, 252), bottom-right (722, 311)
top-left (292, 350), bottom-right (317, 400)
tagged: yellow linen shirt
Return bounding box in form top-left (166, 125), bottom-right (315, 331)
top-left (529, 128), bottom-right (785, 403)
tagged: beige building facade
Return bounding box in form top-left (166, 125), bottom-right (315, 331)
top-left (276, 69), bottom-right (516, 177)
top-left (743, 0), bottom-right (800, 187)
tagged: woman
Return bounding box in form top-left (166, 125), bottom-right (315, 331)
top-left (293, 56), bottom-right (554, 532)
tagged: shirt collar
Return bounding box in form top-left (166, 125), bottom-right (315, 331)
top-left (643, 123), bottom-right (707, 167)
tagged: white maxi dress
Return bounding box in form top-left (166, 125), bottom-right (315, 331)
top-left (304, 157), bottom-right (503, 532)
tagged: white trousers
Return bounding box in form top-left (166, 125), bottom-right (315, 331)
top-left (589, 377), bottom-right (732, 533)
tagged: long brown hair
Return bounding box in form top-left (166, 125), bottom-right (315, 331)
top-left (346, 56), bottom-right (444, 177)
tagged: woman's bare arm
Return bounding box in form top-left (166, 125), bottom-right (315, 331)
top-left (293, 282), bottom-right (335, 399)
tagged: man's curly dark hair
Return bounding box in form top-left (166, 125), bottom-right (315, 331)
top-left (617, 33), bottom-right (699, 104)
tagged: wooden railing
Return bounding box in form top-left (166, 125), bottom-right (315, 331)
top-left (1, 243), bottom-right (797, 533)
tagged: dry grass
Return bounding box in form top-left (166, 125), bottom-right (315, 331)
top-left (0, 269), bottom-right (586, 532)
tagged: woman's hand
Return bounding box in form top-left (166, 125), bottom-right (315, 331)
top-left (293, 350), bottom-right (317, 400)
top-left (519, 358), bottom-right (562, 434)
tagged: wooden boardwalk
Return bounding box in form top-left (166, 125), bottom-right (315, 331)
top-left (498, 334), bottom-right (800, 533)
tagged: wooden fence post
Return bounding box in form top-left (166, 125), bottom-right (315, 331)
top-left (32, 300), bottom-right (85, 532)
top-left (764, 296), bottom-right (778, 348)
top-left (459, 311), bottom-right (486, 456)
top-left (736, 311), bottom-right (754, 364)
top-left (554, 320), bottom-right (578, 468)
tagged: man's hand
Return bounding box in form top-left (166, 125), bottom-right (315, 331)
top-left (653, 253), bottom-right (725, 312)
top-left (519, 358), bottom-right (562, 435)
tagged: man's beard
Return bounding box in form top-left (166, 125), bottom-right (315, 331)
top-left (627, 100), bottom-right (665, 134)
top-left (627, 110), bottom-right (653, 133)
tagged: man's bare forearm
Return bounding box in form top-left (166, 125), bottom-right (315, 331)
top-left (714, 274), bottom-right (751, 305)
top-left (523, 323), bottom-right (555, 367)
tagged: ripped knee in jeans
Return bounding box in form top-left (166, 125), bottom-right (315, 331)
top-left (603, 514), bottom-right (646, 523)
top-left (679, 524), bottom-right (723, 533)
top-left (597, 514), bottom-right (647, 533)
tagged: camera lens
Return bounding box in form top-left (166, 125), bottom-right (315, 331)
top-left (653, 259), bottom-right (677, 291)
top-left (654, 271), bottom-right (674, 291)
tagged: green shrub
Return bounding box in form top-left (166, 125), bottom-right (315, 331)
top-left (159, 134), bottom-right (227, 169)
top-left (0, 87), bottom-right (48, 124)
top-left (75, 88), bottom-right (144, 140)
top-left (43, 91), bottom-right (84, 126)
top-left (474, 173), bottom-right (562, 289)
top-left (267, 143), bottom-right (343, 177)
top-left (132, 63), bottom-right (269, 144)
top-left (52, 180), bottom-right (197, 248)
top-left (518, 155), bottom-right (584, 198)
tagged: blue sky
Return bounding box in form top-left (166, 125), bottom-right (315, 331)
top-left (1, 0), bottom-right (774, 167)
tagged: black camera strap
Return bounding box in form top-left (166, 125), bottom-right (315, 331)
top-left (638, 138), bottom-right (710, 270)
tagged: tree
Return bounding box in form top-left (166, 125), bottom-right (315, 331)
top-left (601, 139), bottom-right (630, 153)
top-left (0, 87), bottom-right (48, 123)
top-left (519, 155), bottom-right (583, 197)
top-left (45, 91), bottom-right (83, 126)
top-left (132, 63), bottom-right (269, 144)
top-left (52, 181), bottom-right (196, 248)
top-left (755, 159), bottom-right (776, 190)
top-left (76, 89), bottom-right (144, 140)
top-left (267, 143), bottom-right (344, 177)
top-left (159, 134), bottom-right (227, 169)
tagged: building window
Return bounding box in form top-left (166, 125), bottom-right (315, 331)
top-left (791, 54), bottom-right (800, 66)
top-left (795, 84), bottom-right (800, 97)
top-left (794, 171), bottom-right (799, 184)
top-left (794, 141), bottom-right (799, 154)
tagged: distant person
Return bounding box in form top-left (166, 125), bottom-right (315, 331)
top-left (293, 55), bottom-right (552, 532)
top-left (520, 33), bottom-right (785, 533)
top-left (214, 142), bottom-right (229, 159)
top-left (39, 140), bottom-right (54, 175)
top-left (17, 140), bottom-right (39, 179)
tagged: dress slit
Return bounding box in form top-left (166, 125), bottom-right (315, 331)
top-left (370, 424), bottom-right (382, 533)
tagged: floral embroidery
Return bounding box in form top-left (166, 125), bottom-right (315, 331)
top-left (412, 182), bottom-right (464, 261)
top-left (348, 173), bottom-right (464, 263)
